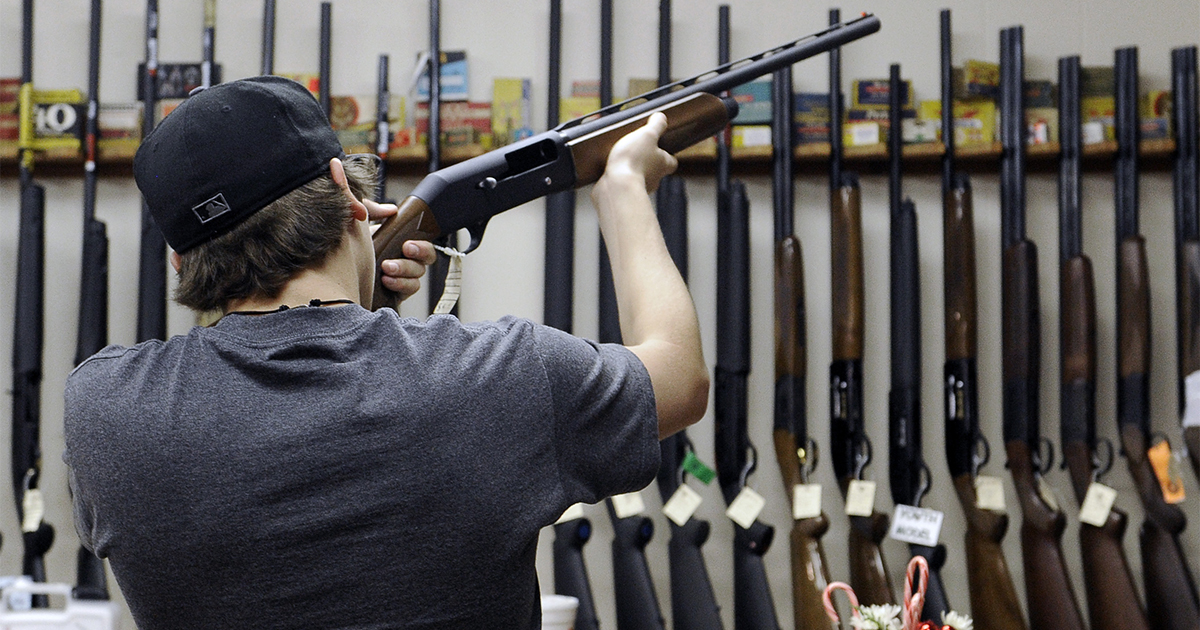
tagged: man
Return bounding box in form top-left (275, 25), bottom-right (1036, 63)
top-left (64, 76), bottom-right (707, 629)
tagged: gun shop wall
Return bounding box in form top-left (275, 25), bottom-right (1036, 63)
top-left (1, 1), bottom-right (1199, 629)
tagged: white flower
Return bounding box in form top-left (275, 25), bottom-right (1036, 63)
top-left (943, 611), bottom-right (974, 630)
top-left (851, 604), bottom-right (903, 630)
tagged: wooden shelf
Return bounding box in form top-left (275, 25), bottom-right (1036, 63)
top-left (0, 138), bottom-right (1178, 179)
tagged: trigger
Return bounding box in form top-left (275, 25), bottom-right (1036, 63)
top-left (463, 218), bottom-right (489, 253)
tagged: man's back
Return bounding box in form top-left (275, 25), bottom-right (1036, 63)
top-left (65, 306), bottom-right (658, 629)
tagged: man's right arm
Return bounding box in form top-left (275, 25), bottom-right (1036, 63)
top-left (590, 112), bottom-right (709, 439)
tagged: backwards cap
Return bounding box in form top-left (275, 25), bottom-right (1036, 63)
top-left (133, 76), bottom-right (345, 253)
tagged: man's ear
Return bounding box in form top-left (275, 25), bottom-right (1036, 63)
top-left (170, 250), bottom-right (182, 273)
top-left (329, 157), bottom-right (368, 222)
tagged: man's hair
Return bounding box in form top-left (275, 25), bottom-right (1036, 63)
top-left (174, 155), bottom-right (378, 313)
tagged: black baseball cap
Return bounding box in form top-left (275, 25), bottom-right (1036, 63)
top-left (133, 76), bottom-right (345, 253)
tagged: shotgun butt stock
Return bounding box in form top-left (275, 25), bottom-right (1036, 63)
top-left (909, 544), bottom-right (949, 623)
top-left (1079, 507), bottom-right (1151, 630)
top-left (371, 197), bottom-right (443, 310)
top-left (734, 521), bottom-right (781, 630)
top-left (553, 519), bottom-right (600, 630)
top-left (791, 516), bottom-right (836, 630)
top-left (611, 515), bottom-right (665, 630)
top-left (667, 518), bottom-right (724, 630)
top-left (847, 510), bottom-right (895, 606)
top-left (952, 475), bottom-right (1027, 630)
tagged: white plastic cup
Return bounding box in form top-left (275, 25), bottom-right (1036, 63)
top-left (540, 594), bottom-right (579, 630)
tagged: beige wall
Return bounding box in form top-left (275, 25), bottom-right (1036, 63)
top-left (2, 1), bottom-right (1199, 628)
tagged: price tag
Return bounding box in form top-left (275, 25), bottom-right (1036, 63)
top-left (682, 451), bottom-right (716, 485)
top-left (21, 489), bottom-right (45, 533)
top-left (1184, 371), bottom-right (1200, 428)
top-left (663, 485), bottom-right (703, 526)
top-left (1079, 482), bottom-right (1118, 527)
top-left (1149, 440), bottom-right (1187, 504)
top-left (974, 475), bottom-right (1007, 511)
top-left (726, 487), bottom-right (766, 529)
top-left (611, 492), bottom-right (645, 519)
top-left (848, 122), bottom-right (880, 146)
top-left (844, 479), bottom-right (876, 517)
top-left (888, 504), bottom-right (945, 546)
top-left (1036, 475), bottom-right (1060, 512)
top-left (792, 484), bottom-right (822, 520)
top-left (431, 244), bottom-right (465, 315)
top-left (555, 503), bottom-right (585, 524)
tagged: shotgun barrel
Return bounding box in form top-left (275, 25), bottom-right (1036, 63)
top-left (261, 0), bottom-right (275, 75)
top-left (1172, 45), bottom-right (1200, 487)
top-left (136, 0), bottom-right (166, 344)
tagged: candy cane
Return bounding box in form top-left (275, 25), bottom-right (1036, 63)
top-left (822, 581), bottom-right (861, 627)
top-left (902, 555), bottom-right (930, 630)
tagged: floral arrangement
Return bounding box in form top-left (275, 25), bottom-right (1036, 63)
top-left (823, 557), bottom-right (974, 630)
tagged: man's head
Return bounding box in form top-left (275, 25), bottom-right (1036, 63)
top-left (133, 76), bottom-right (376, 312)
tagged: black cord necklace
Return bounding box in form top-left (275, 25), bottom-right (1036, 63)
top-left (225, 298), bottom-right (356, 316)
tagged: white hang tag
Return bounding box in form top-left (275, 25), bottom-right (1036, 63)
top-left (1036, 475), bottom-right (1060, 512)
top-left (555, 503), bottom-right (585, 524)
top-left (21, 489), bottom-right (45, 533)
top-left (844, 479), bottom-right (876, 517)
top-left (611, 492), bottom-right (645, 519)
top-left (1183, 371), bottom-right (1200, 428)
top-left (726, 486), bottom-right (766, 529)
top-left (974, 475), bottom-right (1007, 512)
top-left (662, 485), bottom-right (703, 526)
top-left (792, 484), bottom-right (823, 520)
top-left (432, 245), bottom-right (464, 315)
top-left (888, 504), bottom-right (945, 546)
top-left (1079, 482), bottom-right (1118, 527)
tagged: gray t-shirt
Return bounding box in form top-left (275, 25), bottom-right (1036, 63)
top-left (64, 305), bottom-right (659, 630)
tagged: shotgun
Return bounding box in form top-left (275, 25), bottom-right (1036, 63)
top-left (376, 54), bottom-right (391, 203)
top-left (1114, 46), bottom-right (1200, 630)
top-left (318, 2), bottom-right (331, 118)
top-left (886, 63), bottom-right (949, 624)
top-left (713, 12), bottom-right (780, 629)
top-left (827, 8), bottom-right (894, 608)
top-left (137, 0), bottom-right (166, 344)
top-left (14, 0), bottom-right (56, 604)
top-left (542, 4), bottom-right (599, 628)
top-left (73, 0), bottom-right (111, 601)
top-left (940, 12), bottom-right (1026, 630)
top-left (654, 4), bottom-right (723, 628)
top-left (424, 0), bottom-right (458, 315)
top-left (595, 3), bottom-right (666, 626)
top-left (1056, 53), bottom-right (1149, 630)
top-left (261, 0), bottom-right (275, 76)
top-left (1173, 45), bottom-right (1200, 484)
top-left (201, 0), bottom-right (216, 89)
top-left (999, 27), bottom-right (1086, 630)
top-left (771, 55), bottom-right (835, 630)
top-left (369, 13), bottom-right (882, 310)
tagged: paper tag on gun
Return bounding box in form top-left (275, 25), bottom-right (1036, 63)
top-left (663, 485), bottom-right (703, 526)
top-left (792, 484), bottom-right (822, 520)
top-left (888, 504), bottom-right (944, 546)
top-left (1078, 482), bottom-right (1118, 527)
top-left (610, 492), bottom-right (645, 518)
top-left (726, 487), bottom-right (766, 529)
top-left (974, 475), bottom-right (1007, 511)
top-left (844, 479), bottom-right (876, 517)
top-left (431, 245), bottom-right (464, 315)
top-left (21, 489), bottom-right (45, 533)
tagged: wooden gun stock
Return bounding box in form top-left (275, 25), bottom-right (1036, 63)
top-left (831, 184), bottom-right (863, 361)
top-left (845, 506), bottom-right (895, 606)
top-left (791, 512), bottom-right (835, 630)
top-left (943, 186), bottom-right (976, 362)
top-left (951, 475), bottom-right (1026, 630)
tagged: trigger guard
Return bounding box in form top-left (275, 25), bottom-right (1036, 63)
top-left (463, 218), bottom-right (490, 253)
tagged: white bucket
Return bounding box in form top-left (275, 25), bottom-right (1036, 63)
top-left (540, 594), bottom-right (579, 630)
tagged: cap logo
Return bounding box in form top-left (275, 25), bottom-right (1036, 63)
top-left (192, 193), bottom-right (231, 223)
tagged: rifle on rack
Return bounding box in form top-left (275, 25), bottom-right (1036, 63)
top-left (369, 13), bottom-right (882, 309)
top-left (423, 0), bottom-right (458, 315)
top-left (1113, 46), bottom-right (1200, 630)
top-left (827, 8), bottom-right (894, 608)
top-left (137, 0), bottom-right (166, 344)
top-left (201, 0), bottom-right (216, 89)
top-left (73, 0), bottom-right (111, 602)
top-left (771, 48), bottom-right (835, 630)
top-left (654, 3), bottom-right (723, 628)
top-left (1057, 53), bottom-right (1150, 630)
top-left (712, 11), bottom-right (780, 630)
top-left (596, 3), bottom-right (666, 626)
top-left (939, 12), bottom-right (1026, 630)
top-left (261, 0), bottom-right (275, 75)
top-left (886, 63), bottom-right (949, 624)
top-left (1173, 45), bottom-right (1200, 484)
top-left (318, 2), bottom-right (331, 118)
top-left (542, 4), bottom-right (599, 628)
top-left (14, 0), bottom-right (56, 603)
top-left (999, 26), bottom-right (1087, 630)
top-left (376, 54), bottom-right (391, 203)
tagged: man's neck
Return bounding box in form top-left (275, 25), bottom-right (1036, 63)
top-left (223, 240), bottom-right (368, 314)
